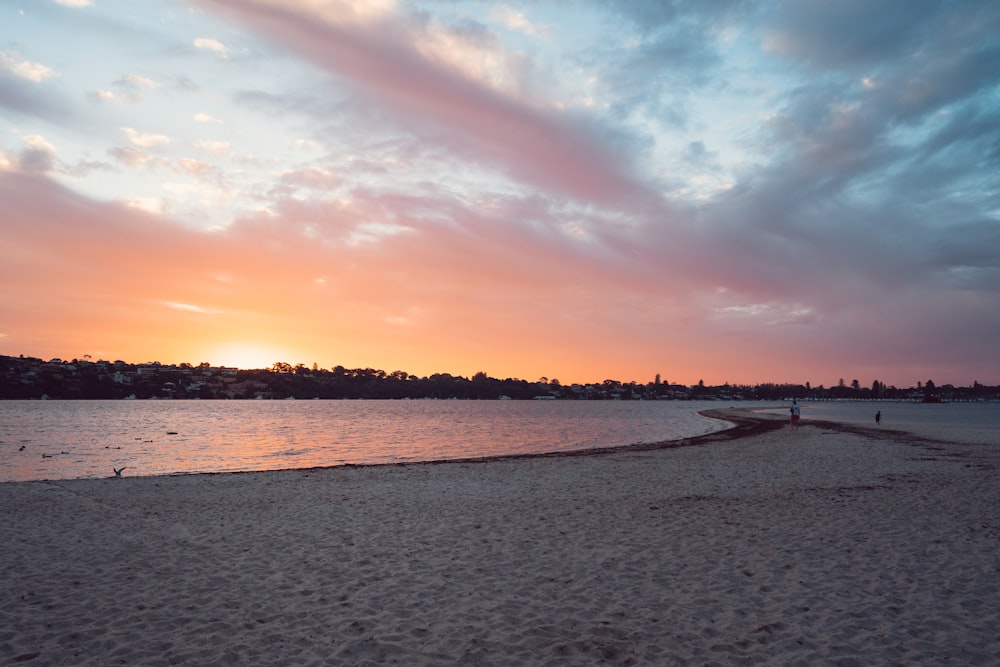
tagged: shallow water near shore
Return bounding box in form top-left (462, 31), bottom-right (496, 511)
top-left (4, 400), bottom-right (995, 483)
top-left (763, 400), bottom-right (1000, 444)
top-left (0, 399), bottom-right (758, 482)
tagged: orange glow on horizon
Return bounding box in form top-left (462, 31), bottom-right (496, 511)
top-left (2, 150), bottom-right (996, 388)
top-left (199, 343), bottom-right (304, 371)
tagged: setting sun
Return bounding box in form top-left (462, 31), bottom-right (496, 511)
top-left (202, 343), bottom-right (298, 371)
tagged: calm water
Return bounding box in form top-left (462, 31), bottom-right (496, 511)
top-left (0, 400), bottom-right (751, 482)
top-left (762, 401), bottom-right (1000, 445)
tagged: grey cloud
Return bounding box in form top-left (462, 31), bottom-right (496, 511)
top-left (766, 0), bottom-right (944, 69)
top-left (580, 1), bottom-right (751, 138)
top-left (0, 75), bottom-right (71, 122)
top-left (913, 99), bottom-right (1000, 166)
top-left (444, 17), bottom-right (500, 49)
top-left (873, 44), bottom-right (1000, 125)
top-left (608, 0), bottom-right (750, 34)
top-left (684, 141), bottom-right (720, 167)
top-left (18, 147), bottom-right (56, 173)
top-left (740, 0), bottom-right (1000, 228)
top-left (65, 158), bottom-right (114, 177)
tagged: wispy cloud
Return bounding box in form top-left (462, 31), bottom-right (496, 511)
top-left (0, 52), bottom-right (56, 83)
top-left (194, 112), bottom-right (222, 124)
top-left (108, 146), bottom-right (162, 169)
top-left (115, 74), bottom-right (159, 90)
top-left (198, 0), bottom-right (651, 207)
top-left (489, 4), bottom-right (546, 37)
top-left (194, 140), bottom-right (231, 155)
top-left (164, 301), bottom-right (221, 315)
top-left (121, 127), bottom-right (171, 149)
top-left (194, 37), bottom-right (228, 59)
top-left (17, 134), bottom-right (58, 173)
top-left (178, 158), bottom-right (216, 177)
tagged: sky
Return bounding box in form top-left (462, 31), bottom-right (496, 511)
top-left (1, 0), bottom-right (999, 387)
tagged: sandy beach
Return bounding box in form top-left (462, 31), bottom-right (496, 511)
top-left (2, 409), bottom-right (998, 666)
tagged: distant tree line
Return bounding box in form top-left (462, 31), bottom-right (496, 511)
top-left (1, 355), bottom-right (998, 401)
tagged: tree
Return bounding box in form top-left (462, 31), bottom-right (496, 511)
top-left (923, 379), bottom-right (939, 402)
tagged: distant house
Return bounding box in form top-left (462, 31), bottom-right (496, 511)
top-left (40, 362), bottom-right (67, 378)
top-left (113, 371), bottom-right (135, 385)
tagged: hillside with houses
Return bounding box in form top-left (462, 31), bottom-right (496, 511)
top-left (2, 355), bottom-right (997, 402)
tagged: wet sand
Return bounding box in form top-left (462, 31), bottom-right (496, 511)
top-left (2, 409), bottom-right (998, 665)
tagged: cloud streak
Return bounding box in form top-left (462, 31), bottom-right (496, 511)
top-left (197, 0), bottom-right (653, 208)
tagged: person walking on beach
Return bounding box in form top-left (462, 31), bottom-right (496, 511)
top-left (790, 400), bottom-right (801, 428)
top-left (875, 410), bottom-right (881, 425)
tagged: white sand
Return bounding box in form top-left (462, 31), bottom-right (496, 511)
top-left (2, 409), bottom-right (998, 665)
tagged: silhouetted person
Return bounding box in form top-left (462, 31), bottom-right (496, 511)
top-left (790, 400), bottom-right (800, 428)
top-left (875, 411), bottom-right (881, 425)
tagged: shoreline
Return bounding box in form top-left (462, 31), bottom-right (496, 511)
top-left (2, 402), bottom-right (773, 485)
top-left (3, 403), bottom-right (992, 484)
top-left (95, 406), bottom-right (995, 480)
top-left (0, 406), bottom-right (926, 484)
top-left (1, 406), bottom-right (785, 485)
top-left (3, 409), bottom-right (997, 664)
top-left (258, 408), bottom-right (791, 475)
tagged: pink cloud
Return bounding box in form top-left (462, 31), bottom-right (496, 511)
top-left (197, 0), bottom-right (652, 208)
top-left (178, 158), bottom-right (216, 176)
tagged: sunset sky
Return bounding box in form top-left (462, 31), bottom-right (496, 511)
top-left (2, 0), bottom-right (998, 387)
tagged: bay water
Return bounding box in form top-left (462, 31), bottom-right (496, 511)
top-left (1, 399), bottom-right (748, 482)
top-left (4, 400), bottom-right (995, 483)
